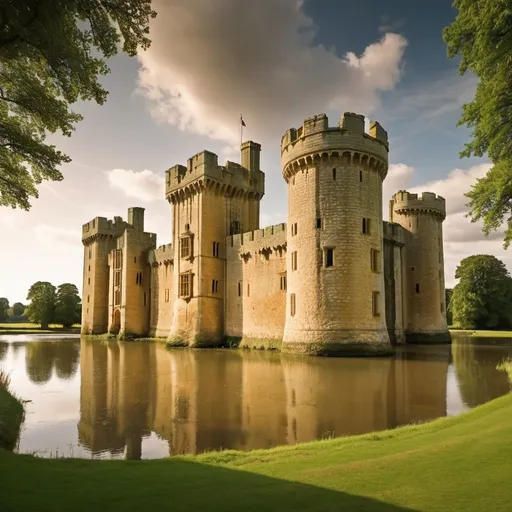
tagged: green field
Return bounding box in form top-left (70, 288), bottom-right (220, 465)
top-left (1, 390), bottom-right (511, 511)
top-left (0, 323), bottom-right (80, 334)
top-left (450, 329), bottom-right (512, 338)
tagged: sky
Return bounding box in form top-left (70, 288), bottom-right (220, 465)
top-left (0, 0), bottom-right (507, 304)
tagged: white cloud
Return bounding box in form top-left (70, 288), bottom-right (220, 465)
top-left (106, 168), bottom-right (165, 202)
top-left (383, 163), bottom-right (415, 210)
top-left (136, 0), bottom-right (407, 149)
top-left (33, 225), bottom-right (80, 250)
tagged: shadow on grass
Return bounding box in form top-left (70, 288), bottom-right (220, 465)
top-left (0, 453), bottom-right (418, 512)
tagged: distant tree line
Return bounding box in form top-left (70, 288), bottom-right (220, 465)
top-left (448, 255), bottom-right (512, 331)
top-left (0, 282), bottom-right (81, 329)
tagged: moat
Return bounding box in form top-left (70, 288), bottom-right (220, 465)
top-left (1, 335), bottom-right (511, 460)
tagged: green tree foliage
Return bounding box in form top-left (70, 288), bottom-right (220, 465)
top-left (451, 255), bottom-right (512, 330)
top-left (0, 0), bottom-right (156, 210)
top-left (445, 288), bottom-right (453, 326)
top-left (54, 283), bottom-right (81, 328)
top-left (0, 297), bottom-right (9, 321)
top-left (12, 302), bottom-right (25, 316)
top-left (443, 1), bottom-right (512, 247)
top-left (26, 281), bottom-right (56, 329)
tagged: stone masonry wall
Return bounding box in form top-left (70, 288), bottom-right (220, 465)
top-left (225, 224), bottom-right (287, 347)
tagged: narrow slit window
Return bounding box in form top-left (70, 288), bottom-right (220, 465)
top-left (247, 283), bottom-right (250, 297)
top-left (238, 281), bottom-right (242, 297)
top-left (370, 249), bottom-right (380, 273)
top-left (316, 218), bottom-right (322, 229)
top-left (280, 273), bottom-right (287, 291)
top-left (359, 170), bottom-right (363, 182)
top-left (291, 251), bottom-right (297, 271)
top-left (290, 293), bottom-right (296, 317)
top-left (372, 291), bottom-right (380, 316)
top-left (212, 280), bottom-right (219, 293)
top-left (362, 218), bottom-right (371, 234)
top-left (332, 168), bottom-right (337, 180)
top-left (324, 248), bottom-right (334, 268)
top-left (416, 283), bottom-right (420, 293)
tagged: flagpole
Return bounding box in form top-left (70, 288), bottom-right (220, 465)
top-left (240, 113), bottom-right (243, 148)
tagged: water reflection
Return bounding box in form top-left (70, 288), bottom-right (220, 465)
top-left (452, 336), bottom-right (511, 407)
top-left (0, 341), bottom-right (7, 361)
top-left (25, 340), bottom-right (80, 384)
top-left (0, 334), bottom-right (510, 460)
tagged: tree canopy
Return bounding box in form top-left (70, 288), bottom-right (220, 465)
top-left (54, 283), bottom-right (81, 328)
top-left (26, 281), bottom-right (57, 329)
top-left (450, 255), bottom-right (512, 330)
top-left (0, 0), bottom-right (156, 210)
top-left (0, 297), bottom-right (9, 322)
top-left (443, 0), bottom-right (512, 247)
top-left (12, 302), bottom-right (25, 316)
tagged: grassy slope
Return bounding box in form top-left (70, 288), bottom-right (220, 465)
top-left (1, 394), bottom-right (511, 512)
top-left (450, 329), bottom-right (512, 338)
top-left (0, 378), bottom-right (25, 451)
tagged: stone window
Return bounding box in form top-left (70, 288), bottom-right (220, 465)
top-left (316, 218), bottom-right (322, 229)
top-left (88, 278), bottom-right (90, 285)
top-left (136, 272), bottom-right (143, 285)
top-left (323, 247), bottom-right (334, 268)
top-left (291, 223), bottom-right (298, 236)
top-left (87, 295), bottom-right (90, 303)
top-left (134, 257), bottom-right (137, 264)
top-left (213, 241), bottom-right (220, 258)
top-left (230, 220), bottom-right (241, 235)
top-left (212, 280), bottom-right (219, 293)
top-left (360, 170), bottom-right (363, 182)
top-left (238, 281), bottom-right (242, 297)
top-left (290, 293), bottom-right (296, 317)
top-left (362, 218), bottom-right (371, 234)
top-left (280, 272), bottom-right (287, 291)
top-left (247, 283), bottom-right (250, 297)
top-left (416, 283), bottom-right (420, 293)
top-left (370, 249), bottom-right (380, 273)
top-left (180, 236), bottom-right (191, 259)
top-left (185, 223), bottom-right (190, 231)
top-left (291, 251), bottom-right (297, 271)
top-left (372, 291), bottom-right (380, 316)
top-left (165, 289), bottom-right (170, 302)
top-left (332, 168), bottom-right (337, 180)
top-left (114, 250), bottom-right (122, 270)
top-left (180, 273), bottom-right (192, 298)
top-left (89, 248), bottom-right (92, 259)
top-left (88, 265), bottom-right (90, 272)
top-left (114, 290), bottom-right (120, 306)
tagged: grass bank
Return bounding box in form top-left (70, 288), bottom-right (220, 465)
top-left (1, 392), bottom-right (511, 511)
top-left (0, 323), bottom-right (80, 335)
top-left (0, 371), bottom-right (25, 451)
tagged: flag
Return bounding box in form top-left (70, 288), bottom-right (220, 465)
top-left (240, 114), bottom-right (246, 127)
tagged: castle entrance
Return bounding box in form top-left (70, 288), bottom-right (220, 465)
top-left (109, 308), bottom-right (121, 335)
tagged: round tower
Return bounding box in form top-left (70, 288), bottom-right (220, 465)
top-left (280, 112), bottom-right (393, 356)
top-left (390, 191), bottom-right (450, 343)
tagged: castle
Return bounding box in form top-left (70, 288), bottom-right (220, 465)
top-left (81, 111), bottom-right (450, 356)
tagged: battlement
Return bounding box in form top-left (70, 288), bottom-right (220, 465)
top-left (227, 223), bottom-right (287, 248)
top-left (148, 243), bottom-right (173, 266)
top-left (165, 144), bottom-right (265, 201)
top-left (390, 190), bottom-right (446, 219)
top-left (280, 112), bottom-right (389, 174)
top-left (82, 215), bottom-right (127, 241)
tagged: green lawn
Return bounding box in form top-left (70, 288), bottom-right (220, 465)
top-left (450, 329), bottom-right (512, 338)
top-left (1, 392), bottom-right (511, 511)
top-left (0, 323), bottom-right (80, 334)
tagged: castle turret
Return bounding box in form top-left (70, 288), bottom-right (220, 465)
top-left (390, 191), bottom-right (450, 344)
top-left (280, 112), bottom-right (392, 356)
top-left (164, 144), bottom-right (265, 346)
top-left (81, 216), bottom-right (127, 334)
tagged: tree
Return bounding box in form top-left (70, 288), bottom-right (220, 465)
top-left (12, 302), bottom-right (25, 316)
top-left (0, 297), bottom-right (9, 322)
top-left (445, 288), bottom-right (453, 326)
top-left (0, 0), bottom-right (156, 210)
top-left (54, 283), bottom-right (81, 328)
top-left (26, 281), bottom-right (56, 329)
top-left (443, 1), bottom-right (512, 247)
top-left (450, 255), bottom-right (512, 330)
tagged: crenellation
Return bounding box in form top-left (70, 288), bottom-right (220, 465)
top-left (83, 109), bottom-right (449, 354)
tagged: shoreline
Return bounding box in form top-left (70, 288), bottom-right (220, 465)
top-left (0, 373), bottom-right (25, 451)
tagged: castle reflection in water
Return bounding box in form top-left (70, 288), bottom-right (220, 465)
top-left (77, 338), bottom-right (460, 459)
top-left (2, 336), bottom-right (510, 459)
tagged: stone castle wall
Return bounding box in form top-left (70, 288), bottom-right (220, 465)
top-left (225, 224), bottom-right (287, 348)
